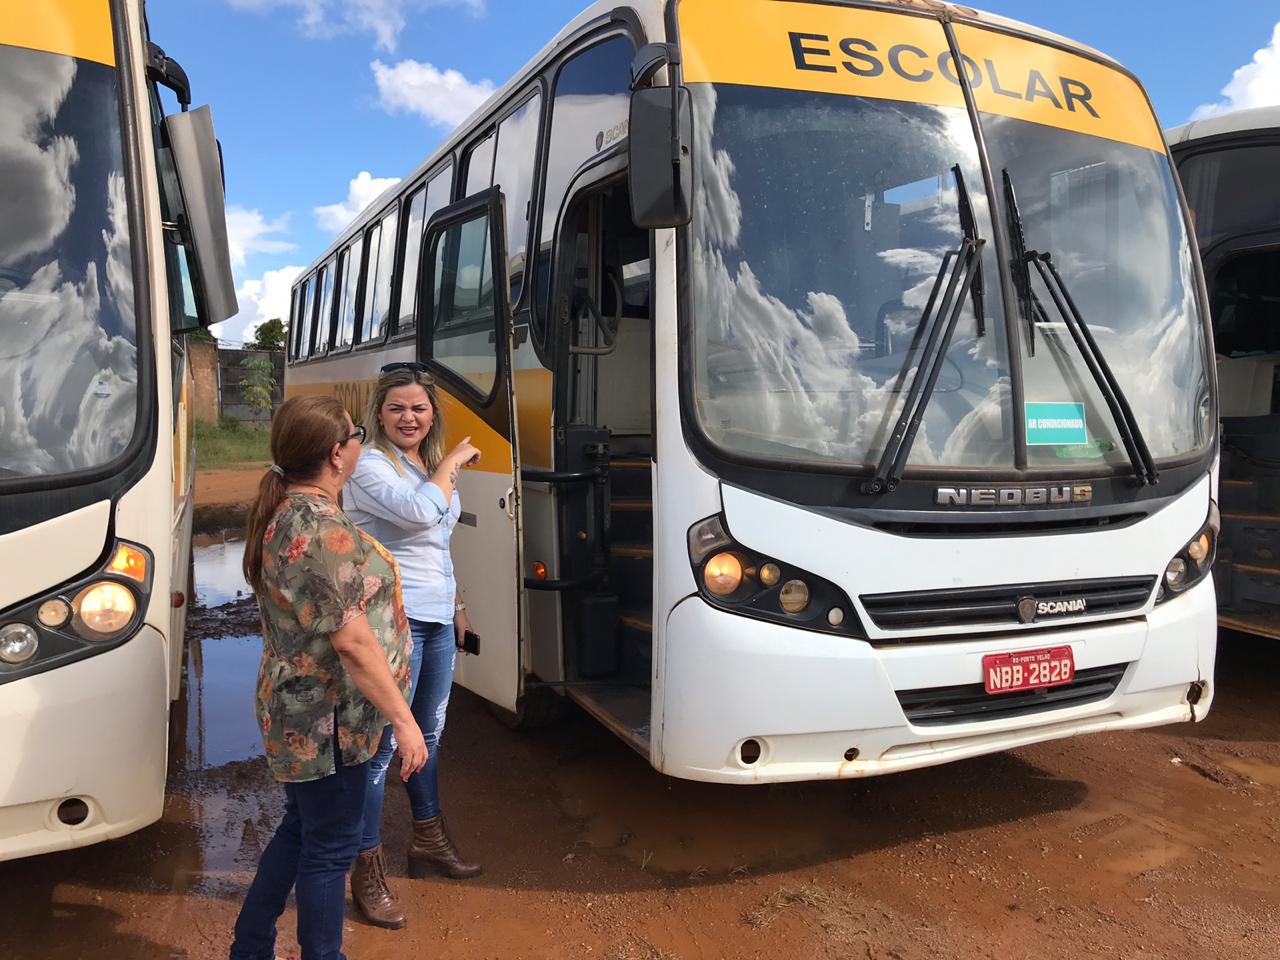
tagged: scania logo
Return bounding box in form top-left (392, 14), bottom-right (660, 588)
top-left (935, 484), bottom-right (1093, 507)
top-left (1017, 596), bottom-right (1089, 623)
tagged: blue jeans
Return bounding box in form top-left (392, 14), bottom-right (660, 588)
top-left (230, 753), bottom-right (369, 960)
top-left (360, 618), bottom-right (456, 850)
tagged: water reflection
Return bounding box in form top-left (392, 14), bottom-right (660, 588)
top-left (181, 531), bottom-right (263, 772)
top-left (192, 532), bottom-right (251, 607)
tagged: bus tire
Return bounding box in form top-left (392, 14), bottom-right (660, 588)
top-left (488, 683), bottom-right (569, 730)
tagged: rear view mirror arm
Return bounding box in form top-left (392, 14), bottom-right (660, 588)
top-left (146, 42), bottom-right (191, 111)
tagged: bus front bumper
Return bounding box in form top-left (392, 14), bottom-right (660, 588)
top-left (657, 579), bottom-right (1216, 784)
top-left (0, 626), bottom-right (169, 861)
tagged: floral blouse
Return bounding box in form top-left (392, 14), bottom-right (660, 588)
top-left (254, 493), bottom-right (412, 783)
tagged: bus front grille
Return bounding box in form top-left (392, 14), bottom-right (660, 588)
top-left (897, 663), bottom-right (1129, 726)
top-left (861, 576), bottom-right (1156, 634)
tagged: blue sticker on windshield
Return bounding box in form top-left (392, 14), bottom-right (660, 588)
top-left (1026, 402), bottom-right (1087, 446)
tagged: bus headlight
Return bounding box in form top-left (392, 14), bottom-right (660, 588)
top-left (686, 515), bottom-right (862, 636)
top-left (0, 624), bottom-right (39, 665)
top-left (73, 582), bottom-right (138, 641)
top-left (0, 540), bottom-right (152, 678)
top-left (704, 552), bottom-right (744, 596)
top-left (1157, 503), bottom-right (1219, 603)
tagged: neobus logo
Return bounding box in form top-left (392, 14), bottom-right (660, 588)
top-left (935, 484), bottom-right (1094, 507)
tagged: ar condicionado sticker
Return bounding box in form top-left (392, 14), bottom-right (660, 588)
top-left (679, 0), bottom-right (1165, 154)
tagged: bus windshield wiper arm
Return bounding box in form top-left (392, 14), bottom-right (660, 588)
top-left (953, 165), bottom-right (985, 336)
top-left (1001, 169), bottom-right (1038, 356)
top-left (1024, 248), bottom-right (1159, 486)
top-left (863, 234), bottom-right (986, 495)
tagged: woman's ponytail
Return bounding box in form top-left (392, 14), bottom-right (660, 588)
top-left (243, 468), bottom-right (287, 594)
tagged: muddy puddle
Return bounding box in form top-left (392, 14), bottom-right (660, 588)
top-left (181, 530), bottom-right (264, 772)
top-left (192, 531), bottom-right (252, 608)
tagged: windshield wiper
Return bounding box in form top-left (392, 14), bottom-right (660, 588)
top-left (1001, 170), bottom-right (1047, 355)
top-left (863, 235), bottom-right (986, 495)
top-left (1027, 248), bottom-right (1159, 485)
top-left (1001, 169), bottom-right (1157, 486)
top-left (953, 166), bottom-right (985, 336)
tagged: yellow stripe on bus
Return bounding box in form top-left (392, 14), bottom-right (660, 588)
top-left (679, 0), bottom-right (1165, 154)
top-left (2, 0), bottom-right (115, 67)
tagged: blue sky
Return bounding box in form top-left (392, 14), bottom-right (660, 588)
top-left (144, 0), bottom-right (1280, 344)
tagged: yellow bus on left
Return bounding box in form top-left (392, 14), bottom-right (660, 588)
top-left (0, 0), bottom-right (237, 860)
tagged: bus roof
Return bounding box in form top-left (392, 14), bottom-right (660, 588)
top-left (1166, 104), bottom-right (1280, 147)
top-left (296, 0), bottom-right (1131, 278)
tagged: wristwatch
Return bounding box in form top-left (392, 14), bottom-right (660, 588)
top-left (455, 602), bottom-right (466, 612)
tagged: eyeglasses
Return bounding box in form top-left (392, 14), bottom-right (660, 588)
top-left (347, 424), bottom-right (367, 445)
top-left (381, 362), bottom-right (428, 374)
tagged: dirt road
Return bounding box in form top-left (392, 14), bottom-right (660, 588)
top-left (3, 594), bottom-right (1278, 958)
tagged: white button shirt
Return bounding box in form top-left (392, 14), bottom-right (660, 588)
top-left (345, 447), bottom-right (461, 624)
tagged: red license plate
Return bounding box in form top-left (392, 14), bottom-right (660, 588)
top-left (982, 646), bottom-right (1075, 695)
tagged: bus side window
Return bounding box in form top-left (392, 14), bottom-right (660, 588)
top-left (464, 132), bottom-right (497, 196)
top-left (296, 276), bottom-right (315, 360)
top-left (490, 92), bottom-right (543, 307)
top-left (335, 235), bottom-right (364, 350)
top-left (534, 36), bottom-right (635, 334)
top-left (361, 206), bottom-right (399, 344)
top-left (287, 286), bottom-right (301, 360)
top-left (311, 260), bottom-right (335, 356)
top-left (395, 166), bottom-right (453, 338)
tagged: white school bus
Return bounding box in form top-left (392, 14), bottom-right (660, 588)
top-left (0, 1), bottom-right (236, 857)
top-left (286, 0), bottom-right (1217, 783)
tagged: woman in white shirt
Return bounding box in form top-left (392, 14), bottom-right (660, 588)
top-left (343, 364), bottom-right (482, 930)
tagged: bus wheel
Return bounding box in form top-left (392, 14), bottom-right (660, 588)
top-left (488, 683), bottom-right (569, 730)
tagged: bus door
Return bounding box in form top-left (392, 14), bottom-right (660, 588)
top-left (418, 187), bottom-right (525, 711)
top-left (543, 162), bottom-right (657, 750)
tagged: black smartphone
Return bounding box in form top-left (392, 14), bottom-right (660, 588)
top-left (461, 630), bottom-right (480, 656)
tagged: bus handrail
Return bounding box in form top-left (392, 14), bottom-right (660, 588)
top-left (520, 467), bottom-right (604, 485)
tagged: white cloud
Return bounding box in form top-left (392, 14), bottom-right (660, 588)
top-left (228, 0), bottom-right (485, 52)
top-left (314, 171), bottom-right (402, 234)
top-left (212, 264), bottom-right (306, 345)
top-left (224, 205), bottom-right (296, 268)
top-left (1192, 21), bottom-right (1280, 119)
top-left (372, 58), bottom-right (495, 127)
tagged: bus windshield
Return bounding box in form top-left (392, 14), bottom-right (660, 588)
top-left (0, 43), bottom-right (138, 480)
top-left (682, 6), bottom-right (1212, 477)
top-left (688, 82), bottom-right (1210, 473)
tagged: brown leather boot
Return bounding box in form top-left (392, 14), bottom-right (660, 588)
top-left (407, 815), bottom-right (482, 879)
top-left (350, 845), bottom-right (407, 929)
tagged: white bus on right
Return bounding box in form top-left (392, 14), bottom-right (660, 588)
top-left (1169, 106), bottom-right (1280, 641)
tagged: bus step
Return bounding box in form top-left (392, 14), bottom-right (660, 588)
top-left (619, 612), bottom-right (653, 686)
top-left (1221, 514), bottom-right (1280, 567)
top-left (1215, 558), bottom-right (1280, 609)
top-left (610, 547), bottom-right (653, 610)
top-left (610, 501), bottom-right (653, 543)
top-left (609, 458), bottom-right (652, 500)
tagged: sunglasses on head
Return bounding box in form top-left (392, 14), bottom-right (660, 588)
top-left (381, 362), bottom-right (428, 374)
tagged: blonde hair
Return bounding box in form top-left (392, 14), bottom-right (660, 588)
top-left (362, 369), bottom-right (446, 475)
top-left (243, 395), bottom-right (349, 593)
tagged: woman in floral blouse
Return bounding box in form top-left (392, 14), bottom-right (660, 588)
top-left (230, 395), bottom-right (427, 960)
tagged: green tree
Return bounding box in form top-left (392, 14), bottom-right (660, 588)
top-left (247, 317), bottom-right (287, 352)
top-left (240, 356), bottom-right (278, 421)
top-left (187, 325), bottom-right (216, 344)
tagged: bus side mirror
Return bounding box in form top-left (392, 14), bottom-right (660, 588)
top-left (164, 106), bottom-right (239, 327)
top-left (628, 85), bottom-right (693, 230)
